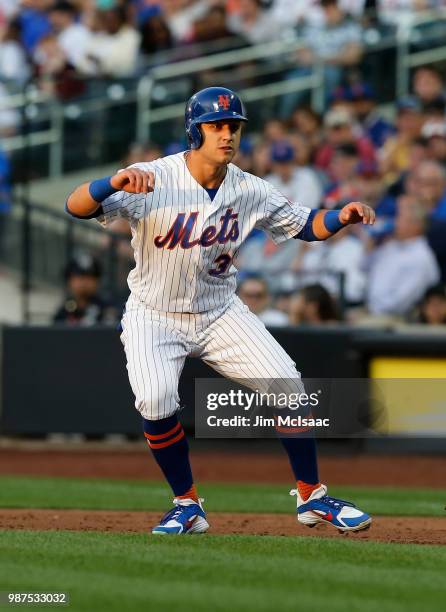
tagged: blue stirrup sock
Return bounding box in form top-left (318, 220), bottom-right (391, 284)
top-left (279, 435), bottom-right (319, 485)
top-left (275, 406), bottom-right (320, 500)
top-left (143, 415), bottom-right (197, 499)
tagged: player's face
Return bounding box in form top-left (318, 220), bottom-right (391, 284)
top-left (200, 121), bottom-right (242, 164)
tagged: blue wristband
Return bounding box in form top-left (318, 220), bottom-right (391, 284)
top-left (323, 210), bottom-right (345, 234)
top-left (89, 176), bottom-right (118, 202)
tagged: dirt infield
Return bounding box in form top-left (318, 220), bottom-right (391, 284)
top-left (0, 448), bottom-right (445, 488)
top-left (1, 509), bottom-right (445, 545)
top-left (1, 447), bottom-right (445, 544)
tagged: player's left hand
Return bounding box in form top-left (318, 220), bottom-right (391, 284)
top-left (339, 202), bottom-right (376, 225)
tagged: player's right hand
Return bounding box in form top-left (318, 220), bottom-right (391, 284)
top-left (110, 169), bottom-right (155, 194)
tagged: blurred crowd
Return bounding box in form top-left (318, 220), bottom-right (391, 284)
top-left (231, 63), bottom-right (446, 327)
top-left (1, 0), bottom-right (445, 89)
top-left (0, 2), bottom-right (445, 328)
top-left (54, 61), bottom-right (446, 329)
top-left (0, 0), bottom-right (445, 137)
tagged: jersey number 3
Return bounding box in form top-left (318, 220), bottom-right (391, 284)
top-left (209, 254), bottom-right (232, 277)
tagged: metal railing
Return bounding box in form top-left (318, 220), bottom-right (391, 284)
top-left (136, 37), bottom-right (325, 142)
top-left (1, 9), bottom-right (446, 178)
top-left (395, 7), bottom-right (446, 98)
top-left (2, 190), bottom-right (133, 323)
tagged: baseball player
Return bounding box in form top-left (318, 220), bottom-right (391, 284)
top-left (67, 87), bottom-right (374, 535)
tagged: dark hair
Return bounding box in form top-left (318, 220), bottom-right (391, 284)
top-left (49, 1), bottom-right (77, 14)
top-left (293, 106), bottom-right (323, 126)
top-left (423, 100), bottom-right (446, 115)
top-left (112, 6), bottom-right (128, 24)
top-left (299, 284), bottom-right (339, 321)
top-left (415, 65), bottom-right (444, 82)
top-left (141, 14), bottom-right (173, 54)
top-left (422, 284), bottom-right (446, 302)
top-left (418, 284), bottom-right (446, 323)
top-left (64, 254), bottom-right (102, 280)
top-left (333, 143), bottom-right (359, 158)
top-left (412, 136), bottom-right (429, 148)
top-left (5, 18), bottom-right (22, 42)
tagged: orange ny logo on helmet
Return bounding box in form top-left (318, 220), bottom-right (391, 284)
top-left (217, 95), bottom-right (231, 110)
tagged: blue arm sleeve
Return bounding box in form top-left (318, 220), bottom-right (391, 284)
top-left (65, 201), bottom-right (104, 220)
top-left (295, 209), bottom-right (346, 241)
top-left (294, 209), bottom-right (318, 241)
top-left (65, 176), bottom-right (117, 220)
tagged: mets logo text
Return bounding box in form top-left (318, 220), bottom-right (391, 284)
top-left (154, 209), bottom-right (239, 250)
top-left (217, 95), bottom-right (231, 110)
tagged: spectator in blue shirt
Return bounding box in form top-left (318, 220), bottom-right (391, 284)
top-left (0, 147), bottom-right (11, 258)
top-left (18, 2), bottom-right (52, 53)
top-left (393, 162), bottom-right (446, 280)
top-left (411, 160), bottom-right (446, 221)
top-left (0, 148), bottom-right (11, 212)
top-left (331, 82), bottom-right (396, 149)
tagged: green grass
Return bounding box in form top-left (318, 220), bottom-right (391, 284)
top-left (1, 477), bottom-right (445, 611)
top-left (1, 530), bottom-right (445, 612)
top-left (0, 475), bottom-right (444, 516)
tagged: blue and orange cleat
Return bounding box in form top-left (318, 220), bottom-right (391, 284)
top-left (152, 498), bottom-right (209, 535)
top-left (291, 484), bottom-right (372, 533)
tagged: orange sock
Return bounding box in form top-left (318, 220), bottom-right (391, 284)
top-left (297, 480), bottom-right (320, 501)
top-left (176, 484), bottom-right (199, 502)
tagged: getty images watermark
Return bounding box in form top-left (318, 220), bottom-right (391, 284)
top-left (195, 378), bottom-right (432, 438)
top-left (195, 377), bottom-right (446, 438)
top-left (205, 389), bottom-right (329, 430)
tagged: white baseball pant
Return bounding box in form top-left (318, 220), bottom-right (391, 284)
top-left (121, 296), bottom-right (303, 420)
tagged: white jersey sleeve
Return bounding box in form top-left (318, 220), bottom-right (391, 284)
top-left (96, 161), bottom-right (156, 227)
top-left (256, 184), bottom-right (311, 244)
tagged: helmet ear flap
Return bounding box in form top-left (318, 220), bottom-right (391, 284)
top-left (189, 122), bottom-right (202, 149)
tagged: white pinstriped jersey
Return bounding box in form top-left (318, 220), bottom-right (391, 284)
top-left (98, 151), bottom-right (310, 313)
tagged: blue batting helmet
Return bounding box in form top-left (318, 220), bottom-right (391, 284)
top-left (185, 87), bottom-right (248, 149)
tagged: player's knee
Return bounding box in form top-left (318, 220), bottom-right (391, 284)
top-left (135, 392), bottom-right (178, 420)
top-left (261, 377), bottom-right (306, 412)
